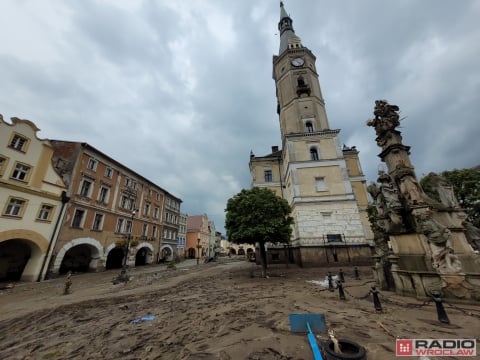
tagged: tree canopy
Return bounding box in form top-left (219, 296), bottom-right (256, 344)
top-left (225, 187), bottom-right (293, 276)
top-left (225, 187), bottom-right (293, 244)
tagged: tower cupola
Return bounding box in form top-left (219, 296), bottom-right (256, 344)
top-left (278, 2), bottom-right (296, 55)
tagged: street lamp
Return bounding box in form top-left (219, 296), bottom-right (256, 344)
top-left (117, 209), bottom-right (136, 283)
top-left (196, 238), bottom-right (201, 265)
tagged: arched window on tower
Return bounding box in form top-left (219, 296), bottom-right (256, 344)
top-left (296, 76), bottom-right (311, 96)
top-left (310, 148), bottom-right (319, 160)
top-left (305, 121), bottom-right (314, 133)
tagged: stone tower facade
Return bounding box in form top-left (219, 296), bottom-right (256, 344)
top-left (249, 3), bottom-right (373, 266)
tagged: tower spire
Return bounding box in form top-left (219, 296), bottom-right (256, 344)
top-left (278, 1), bottom-right (295, 55)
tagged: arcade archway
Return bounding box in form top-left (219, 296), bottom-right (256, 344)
top-left (0, 239), bottom-right (39, 281)
top-left (105, 247), bottom-right (124, 269)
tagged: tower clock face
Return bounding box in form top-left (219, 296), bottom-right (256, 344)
top-left (291, 57), bottom-right (305, 67)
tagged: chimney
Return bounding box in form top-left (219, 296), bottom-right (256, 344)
top-left (271, 146), bottom-right (279, 153)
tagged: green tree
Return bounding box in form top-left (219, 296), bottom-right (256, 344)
top-left (225, 188), bottom-right (294, 277)
top-left (421, 167), bottom-right (480, 227)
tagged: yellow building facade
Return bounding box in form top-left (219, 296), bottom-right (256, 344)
top-left (0, 116), bottom-right (68, 281)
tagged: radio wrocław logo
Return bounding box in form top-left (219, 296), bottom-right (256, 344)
top-left (396, 339), bottom-right (476, 357)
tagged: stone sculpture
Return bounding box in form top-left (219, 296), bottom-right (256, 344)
top-left (463, 221), bottom-right (480, 251)
top-left (398, 173), bottom-right (427, 205)
top-left (367, 100), bottom-right (401, 136)
top-left (416, 214), bottom-right (462, 273)
top-left (424, 172), bottom-right (459, 208)
top-left (378, 172), bottom-right (402, 208)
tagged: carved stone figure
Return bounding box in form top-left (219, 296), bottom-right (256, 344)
top-left (398, 174), bottom-right (426, 205)
top-left (416, 214), bottom-right (462, 274)
top-left (367, 183), bottom-right (384, 216)
top-left (378, 172), bottom-right (402, 208)
top-left (367, 100), bottom-right (401, 136)
top-left (463, 221), bottom-right (480, 251)
top-left (429, 173), bottom-right (459, 208)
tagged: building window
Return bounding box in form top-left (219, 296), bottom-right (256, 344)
top-left (9, 134), bottom-right (28, 152)
top-left (327, 234), bottom-right (343, 242)
top-left (4, 198), bottom-right (26, 217)
top-left (315, 177), bottom-right (328, 192)
top-left (144, 202), bottom-right (151, 216)
top-left (105, 167), bottom-right (113, 178)
top-left (156, 192), bottom-right (160, 201)
top-left (120, 195), bottom-right (135, 210)
top-left (142, 224), bottom-right (148, 237)
top-left (120, 195), bottom-right (128, 209)
top-left (72, 209), bottom-right (85, 228)
top-left (92, 213), bottom-right (104, 231)
top-left (152, 225), bottom-right (157, 239)
top-left (116, 218), bottom-right (124, 233)
top-left (125, 220), bottom-right (132, 234)
top-left (87, 158), bottom-right (97, 171)
top-left (153, 207), bottom-right (159, 219)
top-left (11, 163), bottom-right (31, 181)
top-left (37, 204), bottom-right (54, 221)
top-left (79, 179), bottom-right (93, 197)
top-left (98, 186), bottom-right (109, 204)
top-left (264, 170), bottom-right (273, 182)
top-left (0, 156), bottom-right (7, 176)
top-left (310, 148), bottom-right (319, 160)
top-left (305, 122), bottom-right (314, 133)
top-left (129, 198), bottom-right (136, 211)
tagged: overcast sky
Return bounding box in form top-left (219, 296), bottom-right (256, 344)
top-left (1, 1), bottom-right (479, 234)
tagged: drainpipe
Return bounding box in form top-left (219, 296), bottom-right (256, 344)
top-left (37, 191), bottom-right (70, 281)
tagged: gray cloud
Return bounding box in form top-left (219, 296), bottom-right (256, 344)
top-left (1, 0), bottom-right (479, 234)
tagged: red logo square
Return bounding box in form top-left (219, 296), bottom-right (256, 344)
top-left (396, 339), bottom-right (413, 356)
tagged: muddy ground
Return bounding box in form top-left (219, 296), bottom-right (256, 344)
top-left (0, 259), bottom-right (479, 359)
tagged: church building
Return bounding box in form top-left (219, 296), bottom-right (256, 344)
top-left (249, 2), bottom-right (374, 266)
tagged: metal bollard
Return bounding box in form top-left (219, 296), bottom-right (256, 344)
top-left (432, 292), bottom-right (450, 324)
top-left (370, 286), bottom-right (382, 312)
top-left (327, 271), bottom-right (334, 292)
top-left (339, 268), bottom-right (345, 283)
top-left (354, 266), bottom-right (360, 280)
top-left (337, 280), bottom-right (346, 300)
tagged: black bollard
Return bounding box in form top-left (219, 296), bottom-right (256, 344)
top-left (432, 292), bottom-right (450, 324)
top-left (337, 280), bottom-right (346, 300)
top-left (370, 286), bottom-right (382, 312)
top-left (354, 266), bottom-right (360, 280)
top-left (327, 272), bottom-right (334, 292)
top-left (339, 268), bottom-right (345, 283)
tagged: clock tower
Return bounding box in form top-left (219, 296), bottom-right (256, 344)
top-left (250, 2), bottom-right (374, 266)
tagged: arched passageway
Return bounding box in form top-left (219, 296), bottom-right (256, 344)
top-left (59, 244), bottom-right (93, 274)
top-left (135, 247), bottom-right (148, 266)
top-left (230, 248), bottom-right (237, 255)
top-left (188, 247), bottom-right (196, 259)
top-left (160, 246), bottom-right (173, 262)
top-left (106, 247), bottom-right (124, 270)
top-left (238, 248), bottom-right (246, 256)
top-left (0, 240), bottom-right (32, 281)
